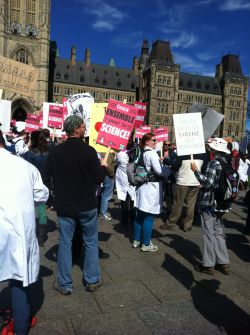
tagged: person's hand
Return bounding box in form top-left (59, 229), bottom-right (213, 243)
top-left (101, 157), bottom-right (108, 168)
top-left (191, 162), bottom-right (197, 172)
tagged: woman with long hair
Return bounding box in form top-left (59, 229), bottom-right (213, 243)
top-left (133, 133), bottom-right (170, 252)
top-left (25, 130), bottom-right (49, 246)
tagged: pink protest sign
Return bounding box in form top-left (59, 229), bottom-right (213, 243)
top-left (62, 97), bottom-right (68, 121)
top-left (133, 102), bottom-right (147, 128)
top-left (39, 111), bottom-right (43, 128)
top-left (96, 99), bottom-right (138, 151)
top-left (153, 127), bottom-right (168, 142)
top-left (25, 114), bottom-right (41, 133)
top-left (48, 104), bottom-right (63, 129)
top-left (135, 126), bottom-right (151, 139)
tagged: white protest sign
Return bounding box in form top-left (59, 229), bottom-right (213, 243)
top-left (0, 99), bottom-right (11, 133)
top-left (173, 113), bottom-right (205, 156)
top-left (67, 93), bottom-right (94, 137)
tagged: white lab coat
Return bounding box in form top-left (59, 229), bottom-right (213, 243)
top-left (134, 147), bottom-right (171, 214)
top-left (115, 151), bottom-right (135, 201)
top-left (238, 158), bottom-right (249, 182)
top-left (0, 149), bottom-right (49, 287)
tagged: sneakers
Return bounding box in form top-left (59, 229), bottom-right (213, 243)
top-left (141, 241), bottom-right (158, 252)
top-left (99, 213), bottom-right (112, 221)
top-left (1, 316), bottom-right (36, 335)
top-left (194, 264), bottom-right (214, 275)
top-left (132, 240), bottom-right (141, 248)
top-left (53, 279), bottom-right (72, 295)
top-left (217, 264), bottom-right (230, 275)
top-left (160, 223), bottom-right (175, 230)
top-left (86, 279), bottom-right (103, 292)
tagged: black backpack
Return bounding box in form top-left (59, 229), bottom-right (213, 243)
top-left (214, 158), bottom-right (240, 210)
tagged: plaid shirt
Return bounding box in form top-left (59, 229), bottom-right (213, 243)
top-left (194, 154), bottom-right (227, 209)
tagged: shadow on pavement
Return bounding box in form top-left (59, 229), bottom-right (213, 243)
top-left (192, 279), bottom-right (250, 335)
top-left (226, 233), bottom-right (250, 262)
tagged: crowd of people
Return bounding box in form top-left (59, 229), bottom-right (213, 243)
top-left (0, 116), bottom-right (250, 334)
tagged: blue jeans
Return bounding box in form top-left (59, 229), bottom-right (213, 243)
top-left (100, 175), bottom-right (114, 215)
top-left (57, 208), bottom-right (100, 289)
top-left (10, 280), bottom-right (31, 335)
top-left (134, 209), bottom-right (155, 245)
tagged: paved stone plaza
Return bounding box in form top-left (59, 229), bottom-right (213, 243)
top-left (1, 191), bottom-right (250, 334)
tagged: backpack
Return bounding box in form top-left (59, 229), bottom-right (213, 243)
top-left (214, 158), bottom-right (240, 210)
top-left (127, 146), bottom-right (151, 187)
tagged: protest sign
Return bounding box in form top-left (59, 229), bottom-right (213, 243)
top-left (153, 127), bottom-right (168, 142)
top-left (62, 97), bottom-right (68, 121)
top-left (0, 100), bottom-right (11, 133)
top-left (0, 55), bottom-right (38, 98)
top-left (173, 113), bottom-right (205, 156)
top-left (67, 92), bottom-right (94, 137)
top-left (25, 113), bottom-right (41, 133)
top-left (48, 104), bottom-right (63, 129)
top-left (135, 126), bottom-right (151, 139)
top-left (96, 99), bottom-right (138, 151)
top-left (89, 103), bottom-right (111, 152)
top-left (133, 102), bottom-right (147, 128)
top-left (189, 102), bottom-right (224, 140)
top-left (42, 102), bottom-right (64, 137)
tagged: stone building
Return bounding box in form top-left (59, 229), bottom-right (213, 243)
top-left (0, 1), bottom-right (248, 140)
top-left (0, 0), bottom-right (51, 120)
top-left (140, 40), bottom-right (249, 140)
top-left (49, 44), bottom-right (139, 106)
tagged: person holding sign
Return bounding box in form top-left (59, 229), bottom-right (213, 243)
top-left (133, 133), bottom-right (170, 252)
top-left (43, 115), bottom-right (108, 294)
top-left (190, 138), bottom-right (230, 275)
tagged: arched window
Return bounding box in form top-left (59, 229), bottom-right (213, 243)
top-left (15, 49), bottom-right (29, 64)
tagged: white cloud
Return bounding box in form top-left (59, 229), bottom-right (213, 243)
top-left (197, 51), bottom-right (217, 61)
top-left (92, 21), bottom-right (114, 32)
top-left (174, 52), bottom-right (215, 76)
top-left (219, 0), bottom-right (250, 11)
top-left (76, 0), bottom-right (128, 32)
top-left (171, 32), bottom-right (198, 49)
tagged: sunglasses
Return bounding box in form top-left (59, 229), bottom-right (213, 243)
top-left (150, 139), bottom-right (157, 143)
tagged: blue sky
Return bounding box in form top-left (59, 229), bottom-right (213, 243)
top-left (51, 0), bottom-right (250, 127)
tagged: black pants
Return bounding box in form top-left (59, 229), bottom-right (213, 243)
top-left (120, 193), bottom-right (134, 225)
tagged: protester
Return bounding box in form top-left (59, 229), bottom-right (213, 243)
top-left (43, 115), bottom-right (108, 294)
top-left (0, 133), bottom-right (48, 335)
top-left (24, 130), bottom-right (49, 247)
top-left (133, 133), bottom-right (170, 252)
top-left (98, 151), bottom-right (116, 221)
top-left (115, 150), bottom-right (135, 225)
top-left (160, 153), bottom-right (203, 232)
top-left (238, 153), bottom-right (248, 190)
top-left (191, 138), bottom-right (231, 275)
top-left (12, 129), bottom-right (29, 157)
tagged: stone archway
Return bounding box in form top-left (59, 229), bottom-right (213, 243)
top-left (11, 98), bottom-right (34, 121)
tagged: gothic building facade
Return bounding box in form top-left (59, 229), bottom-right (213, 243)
top-left (139, 40), bottom-right (249, 140)
top-left (0, 2), bottom-right (248, 140)
top-left (0, 0), bottom-right (51, 120)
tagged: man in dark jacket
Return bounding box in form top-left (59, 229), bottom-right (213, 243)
top-left (43, 115), bottom-right (108, 294)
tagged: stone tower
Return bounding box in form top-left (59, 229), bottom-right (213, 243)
top-left (140, 40), bottom-right (180, 138)
top-left (0, 0), bottom-right (51, 120)
top-left (216, 54), bottom-right (248, 139)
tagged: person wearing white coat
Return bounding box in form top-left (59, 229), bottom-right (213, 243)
top-left (133, 133), bottom-right (171, 252)
top-left (0, 134), bottom-right (49, 335)
top-left (115, 151), bottom-right (135, 225)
